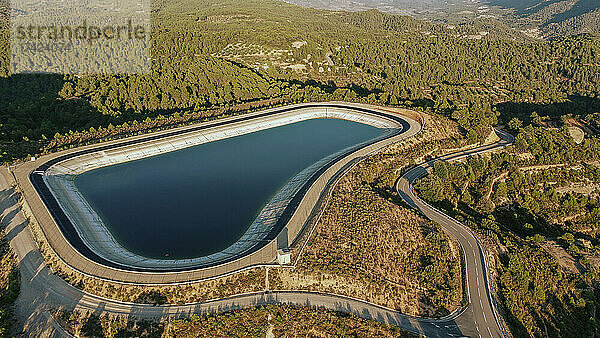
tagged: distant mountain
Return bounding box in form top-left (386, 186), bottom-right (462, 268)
top-left (281, 0), bottom-right (442, 15)
top-left (487, 0), bottom-right (600, 38)
top-left (284, 0), bottom-right (600, 38)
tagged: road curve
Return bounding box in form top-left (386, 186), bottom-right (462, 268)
top-left (2, 109), bottom-right (511, 337)
top-left (396, 129), bottom-right (514, 338)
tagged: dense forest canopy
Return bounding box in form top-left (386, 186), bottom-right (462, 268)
top-left (1, 0), bottom-right (599, 161)
top-left (415, 109), bottom-right (600, 336)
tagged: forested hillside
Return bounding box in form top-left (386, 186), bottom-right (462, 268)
top-left (1, 0), bottom-right (599, 162)
top-left (416, 112), bottom-right (600, 336)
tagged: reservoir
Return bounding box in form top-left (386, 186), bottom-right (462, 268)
top-left (74, 118), bottom-right (385, 259)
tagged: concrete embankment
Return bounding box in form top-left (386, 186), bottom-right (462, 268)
top-left (14, 102), bottom-right (420, 284)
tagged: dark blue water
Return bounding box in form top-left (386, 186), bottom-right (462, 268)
top-left (75, 118), bottom-right (384, 259)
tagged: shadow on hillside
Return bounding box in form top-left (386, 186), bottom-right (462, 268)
top-left (0, 73), bottom-right (214, 161)
top-left (82, 314), bottom-right (165, 337)
top-left (134, 291), bottom-right (168, 306)
top-left (0, 74), bottom-right (114, 161)
top-left (482, 0), bottom-right (600, 19)
top-left (0, 73), bottom-right (116, 133)
top-left (368, 179), bottom-right (407, 206)
top-left (495, 95), bottom-right (600, 126)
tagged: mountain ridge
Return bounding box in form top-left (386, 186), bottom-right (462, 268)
top-left (283, 0), bottom-right (600, 38)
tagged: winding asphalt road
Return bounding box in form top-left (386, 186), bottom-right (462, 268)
top-left (396, 129), bottom-right (514, 338)
top-left (1, 123), bottom-right (513, 337)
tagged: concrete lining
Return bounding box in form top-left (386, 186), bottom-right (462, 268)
top-left (43, 108), bottom-right (400, 270)
top-left (45, 109), bottom-right (397, 176)
top-left (15, 102), bottom-right (421, 283)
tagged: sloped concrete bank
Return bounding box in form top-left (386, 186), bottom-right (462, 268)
top-left (14, 102), bottom-right (420, 284)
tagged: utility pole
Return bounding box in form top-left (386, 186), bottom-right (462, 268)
top-left (265, 266), bottom-right (269, 291)
top-left (7, 165), bottom-right (18, 187)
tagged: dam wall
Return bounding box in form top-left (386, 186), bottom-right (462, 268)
top-left (15, 102), bottom-right (421, 284)
top-left (42, 107), bottom-right (401, 270)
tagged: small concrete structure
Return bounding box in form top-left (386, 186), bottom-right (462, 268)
top-left (277, 249), bottom-right (291, 265)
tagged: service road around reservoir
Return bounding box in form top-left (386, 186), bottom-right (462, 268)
top-left (396, 128), bottom-right (514, 337)
top-left (1, 102), bottom-right (511, 336)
